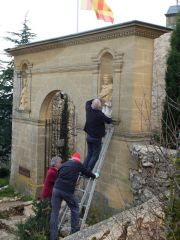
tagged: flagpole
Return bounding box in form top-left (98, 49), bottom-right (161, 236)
top-left (77, 0), bottom-right (79, 32)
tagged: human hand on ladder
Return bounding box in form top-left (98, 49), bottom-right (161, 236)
top-left (94, 172), bottom-right (100, 178)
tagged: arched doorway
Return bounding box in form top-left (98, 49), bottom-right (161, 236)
top-left (40, 90), bottom-right (76, 178)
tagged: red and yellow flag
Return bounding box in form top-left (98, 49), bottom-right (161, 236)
top-left (81, 0), bottom-right (94, 10)
top-left (81, 0), bottom-right (114, 23)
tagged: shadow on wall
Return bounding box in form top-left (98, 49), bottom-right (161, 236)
top-left (86, 191), bottom-right (121, 225)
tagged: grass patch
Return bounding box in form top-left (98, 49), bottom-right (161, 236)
top-left (20, 195), bottom-right (33, 201)
top-left (0, 177), bottom-right (9, 188)
top-left (0, 177), bottom-right (16, 198)
top-left (0, 177), bottom-right (33, 201)
top-left (0, 185), bottom-right (16, 198)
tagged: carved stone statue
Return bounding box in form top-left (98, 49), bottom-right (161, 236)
top-left (99, 74), bottom-right (113, 117)
top-left (19, 74), bottom-right (29, 110)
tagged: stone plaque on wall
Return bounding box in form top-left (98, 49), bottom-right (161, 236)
top-left (19, 166), bottom-right (30, 178)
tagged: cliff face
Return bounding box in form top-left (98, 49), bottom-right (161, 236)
top-left (151, 32), bottom-right (171, 132)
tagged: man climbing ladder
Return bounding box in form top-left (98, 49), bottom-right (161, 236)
top-left (83, 98), bottom-right (112, 171)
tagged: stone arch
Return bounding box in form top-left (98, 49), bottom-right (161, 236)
top-left (39, 90), bottom-right (60, 121)
top-left (18, 59), bottom-right (33, 70)
top-left (95, 47), bottom-right (117, 61)
top-left (39, 90), bottom-right (76, 178)
top-left (21, 62), bottom-right (28, 71)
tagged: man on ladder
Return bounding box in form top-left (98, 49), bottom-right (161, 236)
top-left (83, 98), bottom-right (112, 171)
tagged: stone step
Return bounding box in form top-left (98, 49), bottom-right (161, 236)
top-left (0, 200), bottom-right (33, 240)
top-left (0, 200), bottom-right (33, 217)
top-left (0, 215), bottom-right (27, 231)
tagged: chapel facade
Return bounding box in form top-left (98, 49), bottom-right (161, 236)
top-left (7, 21), bottom-right (170, 210)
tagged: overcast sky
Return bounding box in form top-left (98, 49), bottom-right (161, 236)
top-left (0, 0), bottom-right (176, 59)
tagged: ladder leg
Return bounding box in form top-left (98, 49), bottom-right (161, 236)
top-left (80, 180), bottom-right (97, 229)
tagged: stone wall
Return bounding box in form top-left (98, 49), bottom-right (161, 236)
top-left (129, 143), bottom-right (176, 205)
top-left (151, 32), bottom-right (171, 132)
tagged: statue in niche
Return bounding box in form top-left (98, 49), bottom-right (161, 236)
top-left (99, 74), bottom-right (113, 117)
top-left (19, 71), bottom-right (29, 110)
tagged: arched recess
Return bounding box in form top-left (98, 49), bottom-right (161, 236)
top-left (39, 90), bottom-right (60, 121)
top-left (99, 52), bottom-right (113, 91)
top-left (95, 47), bottom-right (116, 60)
top-left (15, 59), bottom-right (33, 112)
top-left (39, 90), bottom-right (76, 179)
top-left (91, 47), bottom-right (124, 121)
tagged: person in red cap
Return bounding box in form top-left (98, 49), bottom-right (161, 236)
top-left (49, 152), bottom-right (99, 240)
top-left (40, 156), bottom-right (62, 200)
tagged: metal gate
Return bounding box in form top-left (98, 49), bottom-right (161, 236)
top-left (44, 118), bottom-right (64, 175)
top-left (44, 92), bottom-right (76, 178)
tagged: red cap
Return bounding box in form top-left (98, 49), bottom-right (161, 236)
top-left (71, 152), bottom-right (81, 162)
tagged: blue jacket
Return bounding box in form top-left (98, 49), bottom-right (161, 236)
top-left (53, 160), bottom-right (95, 193)
top-left (84, 99), bottom-right (112, 138)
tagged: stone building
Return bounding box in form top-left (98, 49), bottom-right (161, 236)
top-left (7, 21), bottom-right (170, 212)
top-left (165, 4), bottom-right (180, 29)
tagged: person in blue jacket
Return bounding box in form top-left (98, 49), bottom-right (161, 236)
top-left (49, 152), bottom-right (99, 240)
top-left (83, 98), bottom-right (112, 171)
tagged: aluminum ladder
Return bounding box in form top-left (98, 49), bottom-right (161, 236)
top-left (58, 124), bottom-right (114, 233)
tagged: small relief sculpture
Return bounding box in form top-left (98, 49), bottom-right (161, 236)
top-left (99, 74), bottom-right (113, 117)
top-left (19, 72), bottom-right (29, 111)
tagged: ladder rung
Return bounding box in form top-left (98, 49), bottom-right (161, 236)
top-left (76, 188), bottom-right (86, 193)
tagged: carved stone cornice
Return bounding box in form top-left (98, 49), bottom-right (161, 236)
top-left (6, 21), bottom-right (171, 56)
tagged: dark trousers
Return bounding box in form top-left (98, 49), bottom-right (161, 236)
top-left (83, 135), bottom-right (102, 171)
top-left (50, 188), bottom-right (79, 240)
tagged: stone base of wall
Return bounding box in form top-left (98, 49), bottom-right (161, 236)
top-left (10, 174), bottom-right (42, 198)
top-left (129, 143), bottom-right (176, 205)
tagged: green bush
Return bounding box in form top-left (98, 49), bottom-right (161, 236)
top-left (165, 156), bottom-right (180, 239)
top-left (18, 199), bottom-right (51, 240)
